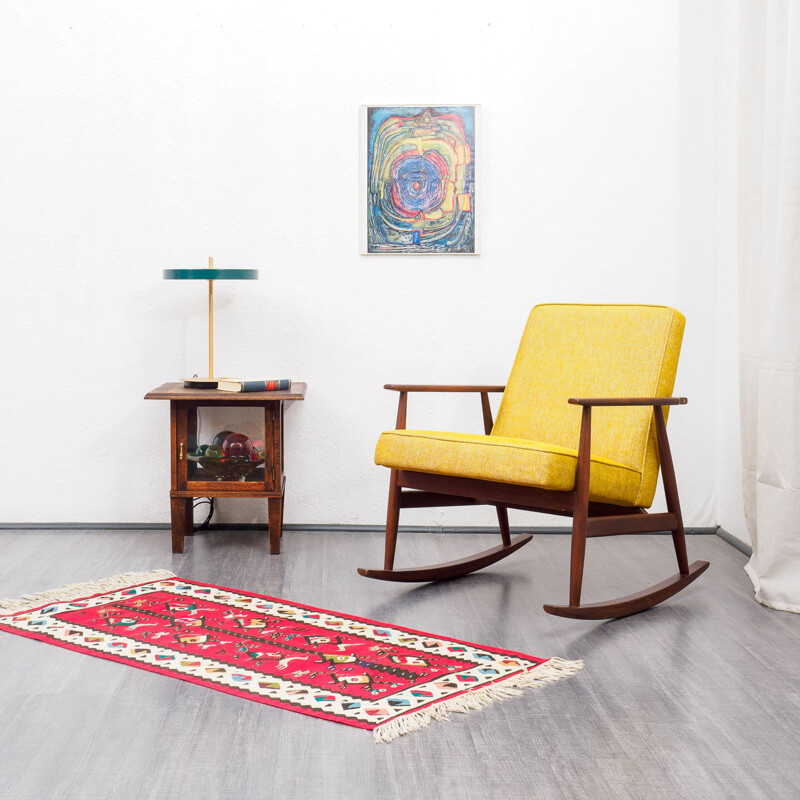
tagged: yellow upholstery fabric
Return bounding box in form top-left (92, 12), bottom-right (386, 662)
top-left (375, 430), bottom-right (642, 505)
top-left (374, 304), bottom-right (685, 508)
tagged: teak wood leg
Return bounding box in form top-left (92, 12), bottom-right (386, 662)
top-left (170, 497), bottom-right (192, 554)
top-left (655, 406), bottom-right (690, 575)
top-left (384, 470), bottom-right (402, 570)
top-left (268, 495), bottom-right (284, 555)
top-left (495, 504), bottom-right (511, 547)
top-left (280, 479), bottom-right (285, 538)
top-left (185, 497), bottom-right (195, 537)
top-left (359, 473), bottom-right (532, 582)
top-left (543, 404), bottom-right (710, 620)
top-left (569, 406), bottom-right (592, 607)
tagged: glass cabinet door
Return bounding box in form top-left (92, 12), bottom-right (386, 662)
top-left (183, 406), bottom-right (267, 487)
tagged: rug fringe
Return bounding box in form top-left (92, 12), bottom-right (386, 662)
top-left (0, 569), bottom-right (177, 614)
top-left (373, 656), bottom-right (583, 744)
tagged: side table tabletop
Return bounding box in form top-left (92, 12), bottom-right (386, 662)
top-left (144, 382), bottom-right (307, 554)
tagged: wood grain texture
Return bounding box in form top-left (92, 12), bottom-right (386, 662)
top-left (149, 386), bottom-right (301, 554)
top-left (544, 560), bottom-right (710, 619)
top-left (569, 404), bottom-right (593, 606)
top-left (145, 382), bottom-right (307, 402)
top-left (0, 529), bottom-right (797, 800)
top-left (384, 384), bottom-right (506, 393)
top-left (359, 533), bottom-right (533, 582)
top-left (655, 406), bottom-right (691, 575)
top-left (568, 397), bottom-right (688, 406)
top-left (586, 512), bottom-right (678, 537)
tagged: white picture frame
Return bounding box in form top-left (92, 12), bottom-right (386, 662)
top-left (360, 104), bottom-right (480, 255)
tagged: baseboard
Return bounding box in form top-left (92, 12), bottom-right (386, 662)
top-left (0, 522), bottom-right (753, 561)
top-left (0, 522), bottom-right (719, 535)
top-left (716, 526), bottom-right (752, 556)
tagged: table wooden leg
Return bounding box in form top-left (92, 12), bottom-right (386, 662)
top-left (170, 497), bottom-right (192, 554)
top-left (185, 497), bottom-right (195, 536)
top-left (268, 495), bottom-right (283, 554)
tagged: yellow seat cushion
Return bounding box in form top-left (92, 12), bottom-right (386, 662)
top-left (375, 429), bottom-right (643, 506)
top-left (374, 304), bottom-right (685, 508)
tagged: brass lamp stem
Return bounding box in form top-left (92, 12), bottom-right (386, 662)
top-left (208, 256), bottom-right (214, 380)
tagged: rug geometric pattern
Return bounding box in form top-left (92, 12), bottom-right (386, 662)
top-left (0, 574), bottom-right (581, 742)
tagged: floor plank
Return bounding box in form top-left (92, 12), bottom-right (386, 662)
top-left (0, 529), bottom-right (797, 800)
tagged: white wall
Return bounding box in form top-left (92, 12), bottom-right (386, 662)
top-left (0, 1), bottom-right (741, 529)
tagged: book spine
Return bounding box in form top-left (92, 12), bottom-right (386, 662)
top-left (240, 379), bottom-right (292, 393)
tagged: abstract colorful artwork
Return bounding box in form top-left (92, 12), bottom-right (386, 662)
top-left (362, 105), bottom-right (478, 254)
top-left (0, 571), bottom-right (581, 742)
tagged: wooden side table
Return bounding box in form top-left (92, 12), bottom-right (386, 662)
top-left (144, 382), bottom-right (306, 554)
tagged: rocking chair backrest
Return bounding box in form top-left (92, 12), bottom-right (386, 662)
top-left (492, 304), bottom-right (685, 508)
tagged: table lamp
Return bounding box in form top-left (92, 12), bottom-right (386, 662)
top-left (163, 256), bottom-right (259, 388)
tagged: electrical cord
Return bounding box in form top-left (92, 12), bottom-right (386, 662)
top-left (193, 497), bottom-right (214, 531)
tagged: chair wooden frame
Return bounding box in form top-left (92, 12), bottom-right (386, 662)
top-left (357, 385), bottom-right (709, 620)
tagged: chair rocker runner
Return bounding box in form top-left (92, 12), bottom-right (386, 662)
top-left (358, 304), bottom-right (709, 620)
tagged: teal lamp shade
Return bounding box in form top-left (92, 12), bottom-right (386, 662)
top-left (163, 258), bottom-right (259, 388)
top-left (163, 268), bottom-right (259, 280)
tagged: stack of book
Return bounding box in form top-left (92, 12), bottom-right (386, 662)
top-left (216, 379), bottom-right (292, 393)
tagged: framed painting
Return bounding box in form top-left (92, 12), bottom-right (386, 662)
top-left (360, 105), bottom-right (479, 255)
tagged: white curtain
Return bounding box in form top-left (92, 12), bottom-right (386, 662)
top-left (739, 0), bottom-right (800, 613)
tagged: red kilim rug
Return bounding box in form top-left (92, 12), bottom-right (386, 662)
top-left (0, 570), bottom-right (582, 742)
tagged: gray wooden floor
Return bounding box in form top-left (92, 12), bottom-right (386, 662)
top-left (0, 528), bottom-right (797, 800)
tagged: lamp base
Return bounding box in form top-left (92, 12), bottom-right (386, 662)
top-left (183, 376), bottom-right (220, 389)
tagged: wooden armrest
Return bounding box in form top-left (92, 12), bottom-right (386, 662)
top-left (384, 384), bottom-right (506, 393)
top-left (568, 397), bottom-right (687, 407)
top-left (386, 385), bottom-right (505, 432)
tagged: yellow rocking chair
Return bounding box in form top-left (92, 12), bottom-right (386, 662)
top-left (358, 304), bottom-right (709, 620)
